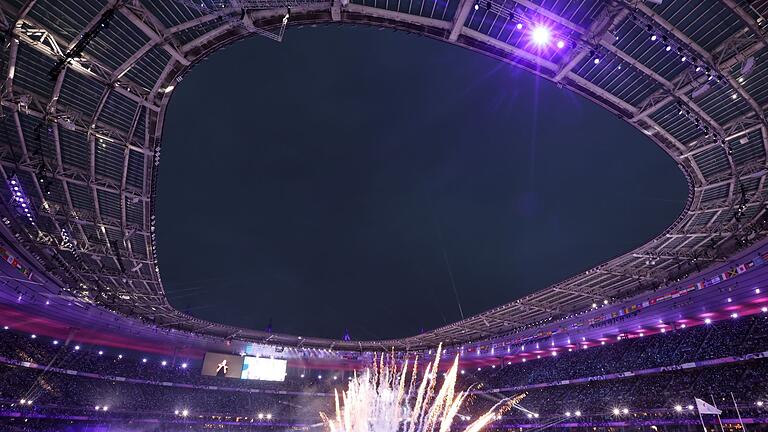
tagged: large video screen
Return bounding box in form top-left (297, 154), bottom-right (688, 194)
top-left (240, 357), bottom-right (287, 382)
top-left (201, 352), bottom-right (244, 379)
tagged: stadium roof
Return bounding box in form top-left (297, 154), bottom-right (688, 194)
top-left (0, 0), bottom-right (767, 351)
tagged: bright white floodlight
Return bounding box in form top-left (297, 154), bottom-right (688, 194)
top-left (531, 26), bottom-right (551, 46)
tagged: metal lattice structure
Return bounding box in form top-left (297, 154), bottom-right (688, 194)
top-left (0, 0), bottom-right (767, 351)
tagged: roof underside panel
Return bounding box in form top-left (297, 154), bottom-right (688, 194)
top-left (123, 46), bottom-right (172, 91)
top-left (59, 129), bottom-right (90, 172)
top-left (67, 182), bottom-right (94, 212)
top-left (352, 0), bottom-right (458, 21)
top-left (712, 208), bottom-right (735, 225)
top-left (14, 43), bottom-right (56, 98)
top-left (691, 145), bottom-right (730, 179)
top-left (613, 19), bottom-right (689, 83)
top-left (694, 83), bottom-right (753, 127)
top-left (126, 199), bottom-right (144, 226)
top-left (172, 15), bottom-right (232, 48)
top-left (662, 236), bottom-right (687, 249)
top-left (649, 101), bottom-right (703, 145)
top-left (574, 52), bottom-right (662, 106)
top-left (700, 183), bottom-right (729, 202)
top-left (97, 188), bottom-right (121, 221)
top-left (59, 70), bottom-right (105, 120)
top-left (646, 0), bottom-right (744, 52)
top-left (142, 0), bottom-right (208, 29)
top-left (27, 0), bottom-right (109, 44)
top-left (689, 211), bottom-right (716, 226)
top-left (731, 47), bottom-right (768, 108)
top-left (18, 112), bottom-right (54, 161)
top-left (740, 175), bottom-right (762, 193)
top-left (730, 130), bottom-right (766, 168)
top-left (126, 149), bottom-right (146, 190)
top-left (94, 139), bottom-right (125, 183)
top-left (85, 12), bottom-right (151, 73)
top-left (534, 0), bottom-right (602, 29)
top-left (100, 91), bottom-right (139, 133)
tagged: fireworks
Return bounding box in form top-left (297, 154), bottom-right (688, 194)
top-left (321, 345), bottom-right (521, 432)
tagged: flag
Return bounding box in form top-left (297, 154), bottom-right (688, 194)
top-left (695, 398), bottom-right (722, 415)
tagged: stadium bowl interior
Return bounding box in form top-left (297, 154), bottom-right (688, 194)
top-left (1, 0), bottom-right (768, 430)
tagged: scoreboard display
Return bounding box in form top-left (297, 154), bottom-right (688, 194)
top-left (241, 356), bottom-right (287, 381)
top-left (201, 352), bottom-right (244, 378)
top-left (202, 352), bottom-right (286, 382)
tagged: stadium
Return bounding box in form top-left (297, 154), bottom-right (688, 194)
top-left (1, 0), bottom-right (768, 430)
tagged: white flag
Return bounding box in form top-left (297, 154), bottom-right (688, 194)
top-left (695, 398), bottom-right (722, 415)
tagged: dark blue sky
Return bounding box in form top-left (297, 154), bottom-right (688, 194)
top-left (156, 25), bottom-right (688, 340)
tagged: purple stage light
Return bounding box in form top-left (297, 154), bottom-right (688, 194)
top-left (516, 22), bottom-right (523, 30)
top-left (531, 26), bottom-right (551, 46)
top-left (556, 40), bottom-right (565, 49)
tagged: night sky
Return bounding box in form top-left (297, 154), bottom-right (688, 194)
top-left (156, 26), bottom-right (688, 341)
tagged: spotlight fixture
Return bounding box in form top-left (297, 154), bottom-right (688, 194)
top-left (7, 176), bottom-right (34, 223)
top-left (531, 26), bottom-right (551, 46)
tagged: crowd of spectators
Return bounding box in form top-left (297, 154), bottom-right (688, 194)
top-left (466, 360), bottom-right (768, 423)
top-left (0, 315), bottom-right (765, 430)
top-left (0, 329), bottom-right (348, 393)
top-left (469, 314), bottom-right (768, 387)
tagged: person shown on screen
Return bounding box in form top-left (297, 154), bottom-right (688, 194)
top-left (216, 359), bottom-right (229, 377)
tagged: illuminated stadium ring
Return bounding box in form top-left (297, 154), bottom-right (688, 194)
top-left (0, 0), bottom-right (766, 350)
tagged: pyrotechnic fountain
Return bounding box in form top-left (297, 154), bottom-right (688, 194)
top-left (321, 345), bottom-right (523, 432)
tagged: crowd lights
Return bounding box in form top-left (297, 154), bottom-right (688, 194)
top-left (8, 176), bottom-right (34, 223)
